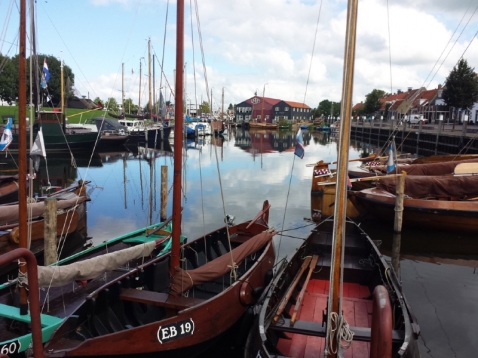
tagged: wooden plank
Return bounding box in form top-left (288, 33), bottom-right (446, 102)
top-left (353, 300), bottom-right (371, 358)
top-left (291, 255), bottom-right (319, 325)
top-left (359, 284), bottom-right (370, 299)
top-left (348, 283), bottom-right (361, 299)
top-left (289, 294), bottom-right (315, 358)
top-left (273, 256), bottom-right (312, 322)
top-left (342, 299), bottom-right (355, 358)
top-left (120, 288), bottom-right (204, 310)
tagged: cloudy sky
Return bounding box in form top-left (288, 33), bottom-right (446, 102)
top-left (1, 0), bottom-right (477, 111)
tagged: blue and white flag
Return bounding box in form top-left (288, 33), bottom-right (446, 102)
top-left (386, 142), bottom-right (395, 173)
top-left (0, 118), bottom-right (13, 151)
top-left (40, 58), bottom-right (50, 89)
top-left (294, 128), bottom-right (305, 159)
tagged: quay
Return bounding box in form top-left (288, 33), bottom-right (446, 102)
top-left (350, 120), bottom-right (478, 155)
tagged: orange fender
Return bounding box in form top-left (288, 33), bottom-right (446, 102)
top-left (370, 285), bottom-right (392, 358)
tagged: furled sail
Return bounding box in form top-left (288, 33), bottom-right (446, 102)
top-left (34, 241), bottom-right (156, 287)
top-left (170, 229), bottom-right (276, 296)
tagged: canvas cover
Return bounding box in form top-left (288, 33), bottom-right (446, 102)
top-left (170, 230), bottom-right (276, 296)
top-left (377, 158), bottom-right (478, 176)
top-left (377, 174), bottom-right (478, 199)
top-left (0, 196), bottom-right (87, 224)
top-left (34, 241), bottom-right (156, 287)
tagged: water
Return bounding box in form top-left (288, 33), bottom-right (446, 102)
top-left (28, 127), bottom-right (478, 357)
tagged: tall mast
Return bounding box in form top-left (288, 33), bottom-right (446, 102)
top-left (153, 54), bottom-right (156, 116)
top-left (122, 63), bottom-right (125, 116)
top-left (18, 0), bottom-right (28, 315)
top-left (222, 87), bottom-right (224, 121)
top-left (148, 38), bottom-right (152, 117)
top-left (170, 0), bottom-right (184, 275)
top-left (138, 60), bottom-right (142, 114)
top-left (326, 0), bottom-right (358, 356)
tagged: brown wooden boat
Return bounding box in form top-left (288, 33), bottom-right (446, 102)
top-left (249, 121), bottom-right (279, 130)
top-left (43, 4), bottom-right (276, 356)
top-left (250, 2), bottom-right (420, 356)
top-left (245, 218), bottom-right (421, 358)
top-left (0, 176), bottom-right (19, 204)
top-left (349, 174), bottom-right (478, 233)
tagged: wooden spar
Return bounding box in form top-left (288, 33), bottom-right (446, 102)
top-left (316, 173), bottom-right (404, 186)
top-left (18, 0), bottom-right (28, 316)
top-left (161, 165), bottom-right (168, 221)
top-left (122, 63), bottom-right (125, 116)
top-left (290, 255), bottom-right (319, 325)
top-left (170, 0), bottom-right (184, 276)
top-left (305, 153), bottom-right (377, 167)
top-left (326, 0), bottom-right (358, 356)
top-left (43, 198), bottom-right (58, 265)
top-left (148, 38), bottom-right (152, 118)
top-left (392, 172), bottom-right (406, 273)
top-left (273, 256), bottom-right (312, 322)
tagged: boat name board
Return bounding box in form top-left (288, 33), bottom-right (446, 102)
top-left (157, 318), bottom-right (195, 344)
top-left (1, 340), bottom-right (20, 355)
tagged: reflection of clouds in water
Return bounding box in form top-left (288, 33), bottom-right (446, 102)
top-left (89, 215), bottom-right (138, 246)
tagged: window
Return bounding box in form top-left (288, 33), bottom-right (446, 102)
top-left (257, 115), bottom-right (261, 119)
top-left (275, 107), bottom-right (279, 111)
top-left (266, 115), bottom-right (269, 119)
top-left (285, 107), bottom-right (289, 111)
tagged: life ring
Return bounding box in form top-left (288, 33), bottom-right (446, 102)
top-left (370, 285), bottom-right (392, 358)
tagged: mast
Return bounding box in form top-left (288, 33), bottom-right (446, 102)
top-left (221, 87), bottom-right (224, 121)
top-left (326, 0), bottom-right (358, 356)
top-left (148, 38), bottom-right (152, 118)
top-left (153, 54), bottom-right (156, 116)
top-left (170, 0), bottom-right (184, 275)
top-left (61, 55), bottom-right (65, 132)
top-left (138, 60), bottom-right (142, 114)
top-left (122, 63), bottom-right (125, 116)
top-left (18, 0), bottom-right (28, 315)
top-left (261, 84), bottom-right (266, 123)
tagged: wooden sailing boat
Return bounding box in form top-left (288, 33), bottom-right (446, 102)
top-left (246, 1), bottom-right (420, 357)
top-left (43, 2), bottom-right (276, 356)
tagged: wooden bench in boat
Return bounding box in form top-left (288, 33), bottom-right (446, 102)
top-left (0, 303), bottom-right (63, 327)
top-left (120, 288), bottom-right (204, 310)
top-left (270, 318), bottom-right (404, 343)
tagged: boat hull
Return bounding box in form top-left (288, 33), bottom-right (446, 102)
top-left (44, 221), bottom-right (275, 357)
top-left (245, 219), bottom-right (420, 358)
top-left (350, 188), bottom-right (478, 232)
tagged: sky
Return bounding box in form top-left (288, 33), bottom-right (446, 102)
top-left (1, 0), bottom-right (478, 111)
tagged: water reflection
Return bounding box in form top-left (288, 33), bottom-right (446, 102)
top-left (16, 128), bottom-right (478, 358)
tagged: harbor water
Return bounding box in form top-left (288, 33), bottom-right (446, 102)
top-left (28, 127), bottom-right (478, 357)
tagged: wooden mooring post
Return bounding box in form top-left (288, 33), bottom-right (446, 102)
top-left (161, 165), bottom-right (168, 221)
top-left (392, 172), bottom-right (406, 273)
top-left (44, 198), bottom-right (58, 266)
top-left (435, 114), bottom-right (443, 154)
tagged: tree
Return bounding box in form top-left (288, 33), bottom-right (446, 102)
top-left (199, 100), bottom-right (210, 114)
top-left (93, 97), bottom-right (103, 105)
top-left (316, 99), bottom-right (341, 118)
top-left (363, 89), bottom-right (385, 117)
top-left (123, 98), bottom-right (137, 114)
top-left (228, 103), bottom-right (233, 110)
top-left (442, 58), bottom-right (478, 111)
top-left (105, 97), bottom-right (119, 112)
top-left (0, 54), bottom-right (17, 104)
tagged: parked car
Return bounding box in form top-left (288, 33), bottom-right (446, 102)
top-left (405, 115), bottom-right (428, 124)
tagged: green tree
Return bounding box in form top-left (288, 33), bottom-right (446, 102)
top-left (442, 58), bottom-right (478, 111)
top-left (199, 100), bottom-right (210, 114)
top-left (228, 103), bottom-right (233, 110)
top-left (105, 97), bottom-right (119, 112)
top-left (123, 98), bottom-right (137, 114)
top-left (316, 100), bottom-right (341, 118)
top-left (0, 54), bottom-right (17, 104)
top-left (363, 89), bottom-right (385, 117)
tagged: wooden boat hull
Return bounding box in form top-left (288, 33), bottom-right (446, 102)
top-left (350, 188), bottom-right (478, 233)
top-left (310, 161), bottom-right (360, 220)
top-left (44, 220), bottom-right (275, 357)
top-left (245, 218), bottom-right (420, 358)
top-left (0, 220), bottom-right (180, 355)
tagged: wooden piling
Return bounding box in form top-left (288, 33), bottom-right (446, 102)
top-left (44, 198), bottom-right (58, 266)
top-left (161, 165), bottom-right (168, 221)
top-left (435, 114), bottom-right (443, 154)
top-left (392, 172), bottom-right (406, 273)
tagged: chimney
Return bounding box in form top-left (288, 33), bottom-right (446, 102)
top-left (397, 89), bottom-right (402, 94)
top-left (438, 84), bottom-right (442, 89)
top-left (408, 87), bottom-right (412, 93)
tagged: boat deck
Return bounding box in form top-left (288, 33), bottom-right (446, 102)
top-left (275, 278), bottom-right (372, 358)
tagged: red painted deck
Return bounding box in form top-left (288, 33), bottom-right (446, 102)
top-left (276, 279), bottom-right (372, 358)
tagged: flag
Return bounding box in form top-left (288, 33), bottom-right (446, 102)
top-left (30, 129), bottom-right (46, 172)
top-left (0, 118), bottom-right (13, 151)
top-left (294, 128), bottom-right (305, 159)
top-left (40, 58), bottom-right (50, 89)
top-left (386, 141), bottom-right (395, 173)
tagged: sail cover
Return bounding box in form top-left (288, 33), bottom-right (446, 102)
top-left (35, 240), bottom-right (156, 287)
top-left (170, 230), bottom-right (276, 296)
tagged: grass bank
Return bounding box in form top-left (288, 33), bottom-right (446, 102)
top-left (0, 106), bottom-right (113, 124)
